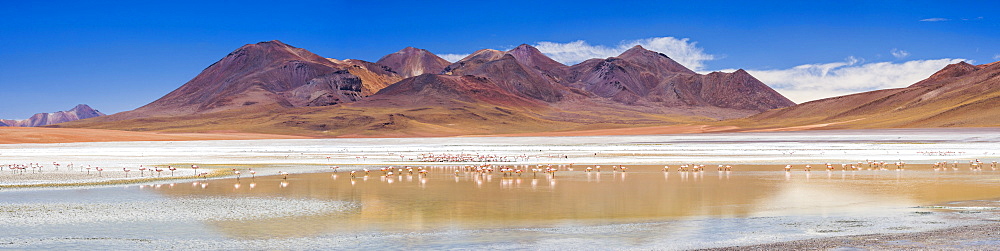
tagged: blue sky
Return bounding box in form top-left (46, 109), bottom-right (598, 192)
top-left (1, 0), bottom-right (998, 119)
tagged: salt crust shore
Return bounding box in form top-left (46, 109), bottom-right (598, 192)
top-left (2, 128), bottom-right (998, 189)
top-left (0, 198), bottom-right (996, 250)
top-left (0, 197), bottom-right (357, 226)
top-left (0, 215), bottom-right (995, 250)
top-left (702, 223), bottom-right (1000, 250)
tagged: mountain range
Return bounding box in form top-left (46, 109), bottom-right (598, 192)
top-left (60, 40), bottom-right (794, 136)
top-left (1, 104), bottom-right (105, 127)
top-left (57, 40), bottom-right (999, 136)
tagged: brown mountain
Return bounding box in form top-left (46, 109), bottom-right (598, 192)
top-left (1, 104), bottom-right (105, 127)
top-left (742, 61), bottom-right (1000, 129)
top-left (98, 40), bottom-right (401, 121)
top-left (375, 47), bottom-right (450, 78)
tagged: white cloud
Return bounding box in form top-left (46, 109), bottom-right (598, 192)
top-left (890, 48), bottom-right (910, 59)
top-left (920, 18), bottom-right (950, 22)
top-left (732, 58), bottom-right (967, 103)
top-left (532, 37), bottom-right (716, 71)
top-left (993, 54), bottom-right (1000, 60)
top-left (438, 54), bottom-right (469, 63)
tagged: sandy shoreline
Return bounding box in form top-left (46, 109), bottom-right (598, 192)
top-left (0, 127), bottom-right (312, 144)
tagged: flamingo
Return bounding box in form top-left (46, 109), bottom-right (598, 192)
top-left (123, 168), bottom-right (131, 178)
top-left (784, 165), bottom-right (792, 172)
top-left (234, 169), bottom-right (241, 180)
top-left (250, 169), bottom-right (256, 179)
top-left (279, 171), bottom-right (289, 179)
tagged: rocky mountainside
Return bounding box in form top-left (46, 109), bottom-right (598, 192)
top-left (1, 104), bottom-right (105, 127)
top-left (745, 61), bottom-right (1000, 128)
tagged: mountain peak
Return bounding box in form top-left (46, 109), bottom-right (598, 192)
top-left (616, 45), bottom-right (695, 74)
top-left (506, 43), bottom-right (568, 79)
top-left (242, 40), bottom-right (294, 50)
top-left (376, 47), bottom-right (450, 78)
top-left (70, 104), bottom-right (97, 113)
top-left (910, 61), bottom-right (981, 87)
top-left (513, 44), bottom-right (535, 50)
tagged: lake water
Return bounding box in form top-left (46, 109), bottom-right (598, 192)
top-left (4, 164), bottom-right (998, 249)
top-left (2, 129), bottom-right (999, 249)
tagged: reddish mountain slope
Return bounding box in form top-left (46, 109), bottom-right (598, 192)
top-left (745, 61), bottom-right (1000, 128)
top-left (375, 47), bottom-right (450, 78)
top-left (1, 104), bottom-right (105, 127)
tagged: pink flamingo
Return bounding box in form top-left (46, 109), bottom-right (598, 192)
top-left (123, 168), bottom-right (131, 178)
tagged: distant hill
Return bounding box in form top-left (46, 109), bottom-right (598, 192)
top-left (1, 104), bottom-right (105, 127)
top-left (737, 61), bottom-right (1000, 129)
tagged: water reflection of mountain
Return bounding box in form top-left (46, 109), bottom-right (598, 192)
top-left (151, 165), bottom-right (1000, 239)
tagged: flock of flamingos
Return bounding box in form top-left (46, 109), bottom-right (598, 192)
top-left (2, 152), bottom-right (998, 185)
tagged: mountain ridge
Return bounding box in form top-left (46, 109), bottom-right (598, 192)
top-left (60, 40), bottom-right (803, 137)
